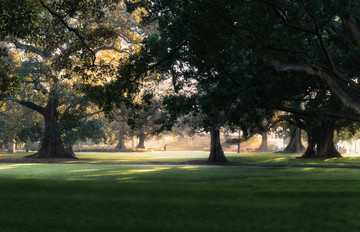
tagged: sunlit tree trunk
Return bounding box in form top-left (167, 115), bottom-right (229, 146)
top-left (115, 131), bottom-right (126, 150)
top-left (7, 139), bottom-right (16, 153)
top-left (136, 133), bottom-right (146, 149)
top-left (255, 132), bottom-right (269, 152)
top-left (282, 127), bottom-right (305, 153)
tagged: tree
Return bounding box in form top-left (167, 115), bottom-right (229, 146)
top-left (278, 93), bottom-right (356, 158)
top-left (236, 1), bottom-right (360, 115)
top-left (251, 118), bottom-right (279, 152)
top-left (121, 0), bottom-right (289, 162)
top-left (1, 0), bottom-right (144, 158)
top-left (163, 92), bottom-right (228, 162)
top-left (110, 106), bottom-right (131, 150)
top-left (128, 87), bottom-right (166, 149)
top-left (122, 0), bottom-right (360, 161)
top-left (281, 127), bottom-right (305, 153)
top-left (255, 132), bottom-right (270, 152)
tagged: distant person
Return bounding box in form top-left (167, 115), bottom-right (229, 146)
top-left (164, 144), bottom-right (167, 151)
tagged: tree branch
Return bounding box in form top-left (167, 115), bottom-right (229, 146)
top-left (264, 0), bottom-right (317, 35)
top-left (267, 57), bottom-right (360, 114)
top-left (93, 46), bottom-right (131, 55)
top-left (3, 38), bottom-right (51, 58)
top-left (17, 100), bottom-right (46, 116)
top-left (278, 105), bottom-right (360, 122)
top-left (131, 40), bottom-right (187, 83)
top-left (39, 0), bottom-right (96, 65)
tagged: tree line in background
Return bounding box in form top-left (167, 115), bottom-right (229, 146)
top-left (1, 0), bottom-right (360, 162)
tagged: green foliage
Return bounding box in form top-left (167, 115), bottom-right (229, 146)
top-left (0, 102), bottom-right (41, 146)
top-left (0, 1), bottom-right (134, 154)
top-left (17, 121), bottom-right (43, 143)
top-left (0, 1), bottom-right (36, 97)
top-left (124, 1), bottom-right (286, 138)
top-left (61, 118), bottom-right (108, 146)
top-left (128, 0), bottom-right (360, 145)
top-left (0, 0), bottom-right (35, 39)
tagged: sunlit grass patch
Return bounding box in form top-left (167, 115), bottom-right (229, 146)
top-left (108, 167), bottom-right (171, 175)
top-left (179, 166), bottom-right (201, 170)
top-left (324, 157), bottom-right (341, 162)
top-left (69, 169), bottom-right (103, 172)
top-left (262, 157), bottom-right (287, 163)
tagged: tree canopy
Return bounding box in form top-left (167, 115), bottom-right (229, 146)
top-left (0, 0), bottom-right (146, 158)
top-left (3, 0), bottom-right (360, 160)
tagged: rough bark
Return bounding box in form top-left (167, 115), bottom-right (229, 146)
top-left (282, 127), bottom-right (305, 153)
top-left (255, 132), bottom-right (270, 152)
top-left (207, 125), bottom-right (228, 163)
top-left (302, 121), bottom-right (341, 158)
top-left (26, 99), bottom-right (74, 159)
top-left (136, 134), bottom-right (146, 149)
top-left (28, 135), bottom-right (74, 158)
top-left (115, 132), bottom-right (126, 150)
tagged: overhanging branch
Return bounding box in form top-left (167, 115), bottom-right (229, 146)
top-left (266, 57), bottom-right (360, 114)
top-left (39, 0), bottom-right (96, 65)
top-left (278, 105), bottom-right (360, 122)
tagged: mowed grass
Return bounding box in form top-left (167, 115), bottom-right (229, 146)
top-left (1, 152), bottom-right (360, 231)
top-left (6, 151), bottom-right (360, 168)
top-left (0, 160), bottom-right (360, 231)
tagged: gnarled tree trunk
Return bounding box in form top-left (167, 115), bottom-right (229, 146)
top-left (136, 133), bottom-right (146, 149)
top-left (302, 121), bottom-right (341, 158)
top-left (282, 127), bottom-right (305, 153)
top-left (255, 132), bottom-right (270, 152)
top-left (207, 125), bottom-right (227, 163)
top-left (115, 132), bottom-right (126, 150)
top-left (26, 99), bottom-right (74, 159)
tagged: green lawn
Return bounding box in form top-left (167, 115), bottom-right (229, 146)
top-left (4, 151), bottom-right (360, 168)
top-left (0, 152), bottom-right (360, 231)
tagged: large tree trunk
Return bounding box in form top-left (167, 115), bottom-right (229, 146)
top-left (115, 132), bottom-right (126, 150)
top-left (207, 125), bottom-right (227, 163)
top-left (302, 121), bottom-right (341, 158)
top-left (7, 139), bottom-right (16, 153)
top-left (282, 127), bottom-right (305, 153)
top-left (255, 132), bottom-right (270, 152)
top-left (27, 99), bottom-right (74, 159)
top-left (65, 144), bottom-right (75, 157)
top-left (136, 134), bottom-right (146, 149)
